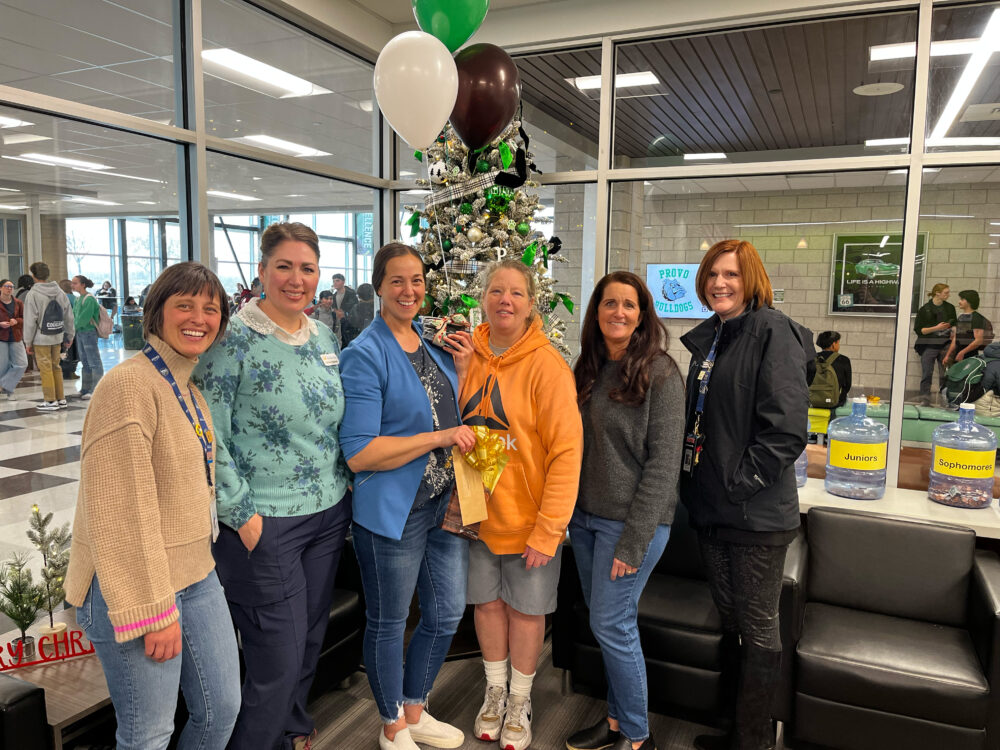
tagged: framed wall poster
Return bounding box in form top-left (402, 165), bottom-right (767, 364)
top-left (829, 233), bottom-right (927, 316)
top-left (645, 263), bottom-right (713, 319)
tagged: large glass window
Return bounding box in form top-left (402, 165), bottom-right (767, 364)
top-left (898, 165), bottom-right (1000, 491)
top-left (614, 12), bottom-right (919, 166)
top-left (0, 0), bottom-right (178, 124)
top-left (202, 0), bottom-right (379, 176)
top-left (0, 216), bottom-right (24, 280)
top-left (925, 3), bottom-right (1000, 153)
top-left (207, 151), bottom-right (378, 296)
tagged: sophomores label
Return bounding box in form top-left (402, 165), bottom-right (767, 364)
top-left (932, 446), bottom-right (995, 479)
top-left (829, 440), bottom-right (887, 471)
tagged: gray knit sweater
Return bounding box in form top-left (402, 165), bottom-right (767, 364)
top-left (577, 355), bottom-right (685, 567)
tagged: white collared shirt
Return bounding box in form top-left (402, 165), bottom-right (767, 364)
top-left (237, 297), bottom-right (317, 346)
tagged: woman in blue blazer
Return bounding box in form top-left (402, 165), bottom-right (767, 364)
top-left (340, 243), bottom-right (476, 750)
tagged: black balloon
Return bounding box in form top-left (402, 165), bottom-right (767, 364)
top-left (450, 44), bottom-right (521, 151)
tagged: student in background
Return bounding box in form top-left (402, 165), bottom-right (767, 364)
top-left (22, 262), bottom-right (74, 412)
top-left (913, 283), bottom-right (956, 406)
top-left (0, 279), bottom-right (27, 400)
top-left (946, 289), bottom-right (991, 364)
top-left (309, 290), bottom-right (338, 339)
top-left (806, 331), bottom-right (852, 410)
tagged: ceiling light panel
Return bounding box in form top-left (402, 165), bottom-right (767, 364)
top-left (207, 190), bottom-right (261, 202)
top-left (202, 48), bottom-right (332, 98)
top-left (236, 134), bottom-right (331, 158)
top-left (567, 71), bottom-right (659, 91)
top-left (0, 116), bottom-right (33, 128)
top-left (2, 153), bottom-right (111, 170)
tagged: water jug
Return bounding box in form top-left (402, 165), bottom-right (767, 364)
top-left (826, 398), bottom-right (889, 499)
top-left (928, 403), bottom-right (997, 508)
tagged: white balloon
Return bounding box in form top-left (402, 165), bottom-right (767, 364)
top-left (374, 31), bottom-right (458, 150)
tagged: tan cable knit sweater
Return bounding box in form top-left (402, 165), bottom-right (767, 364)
top-left (64, 334), bottom-right (217, 643)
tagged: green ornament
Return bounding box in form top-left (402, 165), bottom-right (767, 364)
top-left (485, 185), bottom-right (514, 214)
top-left (476, 159), bottom-right (491, 173)
top-left (441, 239), bottom-right (453, 251)
top-left (516, 221), bottom-right (531, 236)
top-left (460, 202), bottom-right (473, 214)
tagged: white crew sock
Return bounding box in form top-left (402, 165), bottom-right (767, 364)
top-left (509, 665), bottom-right (535, 698)
top-left (483, 657), bottom-right (508, 690)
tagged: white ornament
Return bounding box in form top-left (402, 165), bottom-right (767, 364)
top-left (427, 160), bottom-right (448, 184)
top-left (467, 226), bottom-right (484, 243)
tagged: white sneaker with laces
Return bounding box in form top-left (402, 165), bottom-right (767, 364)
top-left (500, 694), bottom-right (532, 750)
top-left (36, 401), bottom-right (59, 412)
top-left (407, 710), bottom-right (464, 748)
top-left (58, 399), bottom-right (68, 408)
top-left (474, 685), bottom-right (508, 741)
top-left (378, 727), bottom-right (420, 750)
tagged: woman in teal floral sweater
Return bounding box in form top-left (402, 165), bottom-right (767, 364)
top-left (193, 222), bottom-right (350, 750)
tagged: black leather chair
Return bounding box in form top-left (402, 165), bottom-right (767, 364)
top-left (552, 502), bottom-right (806, 726)
top-left (789, 507), bottom-right (1000, 750)
top-left (0, 672), bottom-right (48, 750)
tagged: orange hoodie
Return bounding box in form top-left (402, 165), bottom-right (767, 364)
top-left (460, 317), bottom-right (583, 556)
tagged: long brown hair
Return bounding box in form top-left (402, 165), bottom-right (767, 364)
top-left (575, 271), bottom-right (674, 407)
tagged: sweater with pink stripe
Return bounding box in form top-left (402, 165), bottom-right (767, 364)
top-left (64, 335), bottom-right (217, 643)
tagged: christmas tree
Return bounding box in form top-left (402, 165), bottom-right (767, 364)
top-left (0, 553), bottom-right (44, 646)
top-left (403, 119), bottom-right (574, 358)
top-left (26, 505), bottom-right (71, 630)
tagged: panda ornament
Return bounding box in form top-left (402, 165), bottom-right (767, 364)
top-left (427, 160), bottom-right (448, 184)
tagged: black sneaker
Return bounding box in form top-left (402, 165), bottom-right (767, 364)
top-left (566, 718), bottom-right (620, 750)
top-left (611, 737), bottom-right (656, 750)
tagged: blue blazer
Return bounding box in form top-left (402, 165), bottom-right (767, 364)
top-left (339, 316), bottom-right (461, 539)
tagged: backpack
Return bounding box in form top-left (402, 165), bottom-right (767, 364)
top-left (95, 301), bottom-right (113, 339)
top-left (39, 297), bottom-right (65, 337)
top-left (809, 352), bottom-right (841, 408)
top-left (944, 355), bottom-right (1000, 407)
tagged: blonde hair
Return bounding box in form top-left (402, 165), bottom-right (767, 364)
top-left (479, 259), bottom-right (537, 323)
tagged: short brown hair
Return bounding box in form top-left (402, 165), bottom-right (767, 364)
top-left (142, 262), bottom-right (230, 343)
top-left (695, 240), bottom-right (773, 310)
top-left (29, 262), bottom-right (50, 281)
top-left (372, 242), bottom-right (424, 295)
top-left (260, 222), bottom-right (320, 266)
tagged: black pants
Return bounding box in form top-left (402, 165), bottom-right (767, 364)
top-left (698, 537), bottom-right (788, 651)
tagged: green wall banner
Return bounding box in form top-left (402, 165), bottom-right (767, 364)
top-left (829, 233), bottom-right (926, 316)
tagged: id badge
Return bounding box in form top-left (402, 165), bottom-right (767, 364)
top-left (682, 432), bottom-right (705, 475)
top-left (209, 491), bottom-right (220, 542)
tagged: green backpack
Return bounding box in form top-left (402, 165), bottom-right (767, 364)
top-left (944, 355), bottom-right (1000, 407)
top-left (809, 352), bottom-right (841, 408)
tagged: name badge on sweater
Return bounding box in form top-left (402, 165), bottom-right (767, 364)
top-left (210, 493), bottom-right (219, 542)
top-left (320, 352), bottom-right (339, 367)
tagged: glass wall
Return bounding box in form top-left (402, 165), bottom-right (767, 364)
top-left (0, 216), bottom-right (24, 280)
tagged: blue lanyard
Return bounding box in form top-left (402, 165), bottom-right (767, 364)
top-left (142, 344), bottom-right (214, 490)
top-left (692, 324), bottom-right (723, 436)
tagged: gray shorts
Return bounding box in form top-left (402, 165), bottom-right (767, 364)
top-left (466, 540), bottom-right (563, 616)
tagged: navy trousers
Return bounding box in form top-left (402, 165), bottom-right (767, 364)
top-left (214, 497), bottom-right (351, 750)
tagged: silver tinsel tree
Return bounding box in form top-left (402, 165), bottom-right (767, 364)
top-left (400, 120), bottom-right (574, 358)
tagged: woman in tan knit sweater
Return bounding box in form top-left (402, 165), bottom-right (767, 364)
top-left (64, 262), bottom-right (241, 750)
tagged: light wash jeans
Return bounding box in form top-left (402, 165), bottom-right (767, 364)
top-left (75, 329), bottom-right (104, 395)
top-left (77, 570), bottom-right (241, 750)
top-left (352, 492), bottom-right (469, 723)
top-left (569, 509), bottom-right (671, 743)
top-left (0, 339), bottom-right (27, 395)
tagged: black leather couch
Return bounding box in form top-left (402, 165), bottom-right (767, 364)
top-left (0, 672), bottom-right (48, 750)
top-left (552, 502), bottom-right (806, 727)
top-left (789, 507), bottom-right (1000, 750)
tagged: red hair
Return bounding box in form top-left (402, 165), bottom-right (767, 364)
top-left (695, 240), bottom-right (773, 310)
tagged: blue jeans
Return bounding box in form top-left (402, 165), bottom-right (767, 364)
top-left (352, 492), bottom-right (469, 723)
top-left (76, 329), bottom-right (104, 395)
top-left (76, 570), bottom-right (241, 750)
top-left (0, 339), bottom-right (27, 395)
top-left (568, 509), bottom-right (671, 743)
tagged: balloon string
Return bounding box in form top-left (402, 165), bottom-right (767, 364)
top-left (427, 154), bottom-right (451, 299)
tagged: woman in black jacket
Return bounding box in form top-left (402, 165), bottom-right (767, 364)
top-left (680, 240), bottom-right (810, 750)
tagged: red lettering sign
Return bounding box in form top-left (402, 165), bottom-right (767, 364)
top-left (0, 630), bottom-right (95, 671)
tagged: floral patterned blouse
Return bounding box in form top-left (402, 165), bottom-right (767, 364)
top-left (191, 304), bottom-right (350, 529)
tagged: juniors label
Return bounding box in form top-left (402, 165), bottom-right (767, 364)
top-left (932, 446), bottom-right (995, 479)
top-left (828, 440), bottom-right (887, 471)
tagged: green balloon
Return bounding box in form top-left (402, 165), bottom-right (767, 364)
top-left (412, 0), bottom-right (490, 53)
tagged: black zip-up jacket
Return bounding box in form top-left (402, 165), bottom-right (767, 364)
top-left (679, 304), bottom-right (812, 544)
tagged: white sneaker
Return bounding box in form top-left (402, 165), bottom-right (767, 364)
top-left (36, 401), bottom-right (59, 412)
top-left (500, 694), bottom-right (532, 750)
top-left (407, 710), bottom-right (464, 748)
top-left (58, 399), bottom-right (68, 408)
top-left (80, 393), bottom-right (91, 401)
top-left (378, 726), bottom-right (420, 750)
top-left (474, 685), bottom-right (508, 741)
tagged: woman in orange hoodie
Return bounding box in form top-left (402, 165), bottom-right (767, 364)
top-left (461, 258), bottom-right (583, 750)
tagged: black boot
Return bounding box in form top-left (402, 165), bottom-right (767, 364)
top-left (693, 632), bottom-right (740, 750)
top-left (734, 645), bottom-right (781, 750)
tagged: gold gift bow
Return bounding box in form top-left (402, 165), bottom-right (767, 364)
top-left (462, 425), bottom-right (508, 493)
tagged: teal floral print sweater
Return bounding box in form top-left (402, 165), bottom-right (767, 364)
top-left (192, 314), bottom-right (349, 530)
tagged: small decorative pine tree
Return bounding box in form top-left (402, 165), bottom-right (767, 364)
top-left (27, 505), bottom-right (71, 629)
top-left (0, 553), bottom-right (45, 645)
top-left (403, 120), bottom-right (574, 358)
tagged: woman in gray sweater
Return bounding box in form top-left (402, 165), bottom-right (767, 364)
top-left (565, 271), bottom-right (685, 750)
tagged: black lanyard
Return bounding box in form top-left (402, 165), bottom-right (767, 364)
top-left (142, 344), bottom-right (214, 491)
top-left (692, 324), bottom-right (723, 437)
